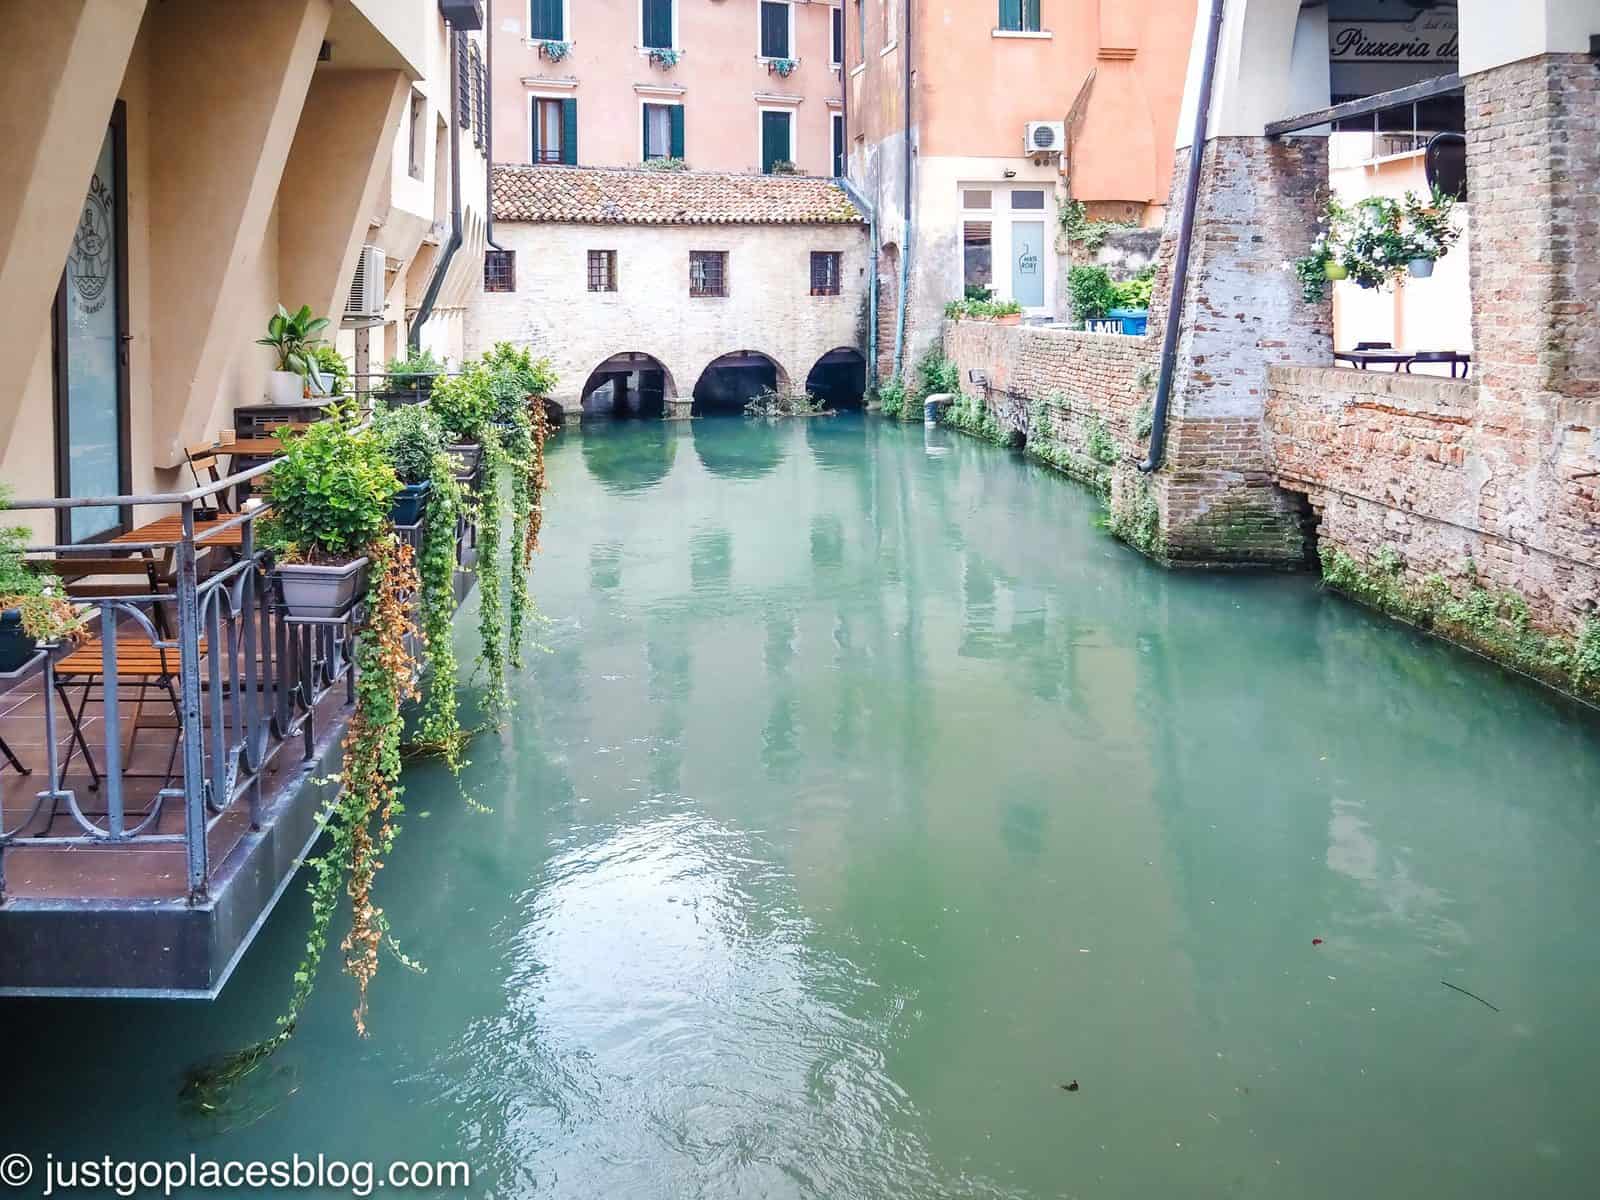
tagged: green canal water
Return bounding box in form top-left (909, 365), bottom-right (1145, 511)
top-left (8, 414), bottom-right (1600, 1198)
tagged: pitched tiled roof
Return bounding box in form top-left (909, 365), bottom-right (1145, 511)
top-left (491, 164), bottom-right (865, 226)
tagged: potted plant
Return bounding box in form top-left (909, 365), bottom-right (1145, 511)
top-left (374, 403), bottom-right (446, 527)
top-left (767, 57), bottom-right (798, 77)
top-left (1402, 187), bottom-right (1461, 279)
top-left (427, 364), bottom-right (493, 485)
top-left (308, 344), bottom-right (350, 398)
top-left (0, 498), bottom-right (86, 669)
top-left (538, 39), bottom-right (571, 62)
top-left (257, 304), bottom-right (331, 405)
top-left (378, 347), bottom-right (446, 406)
top-left (261, 404), bottom-right (399, 619)
top-left (648, 46), bottom-right (680, 69)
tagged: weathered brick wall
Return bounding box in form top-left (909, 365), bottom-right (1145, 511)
top-left (1468, 54), bottom-right (1600, 401)
top-left (941, 318), bottom-right (1153, 453)
top-left (1265, 365), bottom-right (1600, 638)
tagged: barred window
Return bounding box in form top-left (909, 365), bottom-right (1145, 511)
top-left (689, 250), bottom-right (727, 298)
top-left (810, 251), bottom-right (841, 296)
top-left (587, 250), bottom-right (617, 293)
top-left (484, 249), bottom-right (515, 292)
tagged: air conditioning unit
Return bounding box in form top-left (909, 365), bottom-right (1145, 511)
top-left (345, 245), bottom-right (386, 322)
top-left (1024, 121), bottom-right (1065, 156)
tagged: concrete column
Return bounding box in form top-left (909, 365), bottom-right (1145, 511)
top-left (147, 0), bottom-right (333, 464)
top-left (1135, 135), bottom-right (1330, 566)
top-left (278, 69), bottom-right (410, 332)
top-left (0, 0), bottom-right (147, 449)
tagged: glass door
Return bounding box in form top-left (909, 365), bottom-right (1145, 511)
top-left (1010, 220), bottom-right (1045, 309)
top-left (55, 104), bottom-right (130, 542)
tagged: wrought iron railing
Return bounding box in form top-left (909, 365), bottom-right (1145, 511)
top-left (0, 461), bottom-right (359, 901)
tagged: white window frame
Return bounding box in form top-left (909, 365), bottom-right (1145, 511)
top-left (758, 105), bottom-right (798, 173)
top-left (638, 96), bottom-right (684, 161)
top-left (756, 0), bottom-right (796, 63)
top-left (957, 182), bottom-right (1054, 317)
top-left (638, 0), bottom-right (679, 53)
top-left (526, 0), bottom-right (571, 43)
top-left (528, 91), bottom-right (573, 163)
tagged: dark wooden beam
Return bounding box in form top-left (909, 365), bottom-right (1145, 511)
top-left (1265, 73), bottom-right (1464, 138)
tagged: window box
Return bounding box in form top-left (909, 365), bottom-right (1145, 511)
top-left (537, 39), bottom-right (572, 62)
top-left (765, 57), bottom-right (800, 77)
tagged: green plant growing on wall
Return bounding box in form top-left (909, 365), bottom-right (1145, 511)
top-left (878, 376), bottom-right (906, 419)
top-left (941, 392), bottom-right (1008, 446)
top-left (474, 425), bottom-right (509, 720)
top-left (1086, 416), bottom-right (1119, 467)
top-left (1109, 477), bottom-right (1163, 556)
top-left (1058, 200), bottom-right (1139, 253)
top-left (1134, 402), bottom-right (1154, 440)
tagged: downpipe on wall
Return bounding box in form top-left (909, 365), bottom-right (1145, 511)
top-left (890, 0), bottom-right (912, 382)
top-left (1138, 0), bottom-right (1226, 473)
top-left (410, 27), bottom-right (465, 350)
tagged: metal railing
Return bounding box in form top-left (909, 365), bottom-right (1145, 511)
top-left (0, 460), bottom-right (357, 902)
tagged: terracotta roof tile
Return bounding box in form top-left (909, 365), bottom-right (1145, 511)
top-left (492, 164), bottom-right (865, 226)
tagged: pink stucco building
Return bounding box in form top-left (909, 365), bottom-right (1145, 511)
top-left (491, 0), bottom-right (848, 178)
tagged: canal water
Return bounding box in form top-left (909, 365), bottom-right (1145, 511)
top-left (7, 414), bottom-right (1600, 1198)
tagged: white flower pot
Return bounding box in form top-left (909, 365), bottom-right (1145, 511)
top-left (274, 557), bottom-right (370, 620)
top-left (1407, 258), bottom-right (1436, 279)
top-left (268, 370), bottom-right (304, 406)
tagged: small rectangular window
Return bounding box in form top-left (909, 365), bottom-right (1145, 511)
top-left (810, 251), bottom-right (842, 296)
top-left (587, 250), bottom-right (617, 292)
top-left (1010, 189), bottom-right (1046, 210)
top-left (529, 0), bottom-right (564, 41)
top-left (484, 249), bottom-right (516, 293)
top-left (760, 1), bottom-right (791, 59)
top-left (533, 96), bottom-right (575, 164)
top-left (643, 102), bottom-right (684, 160)
top-left (761, 109), bottom-right (793, 174)
top-left (962, 189), bottom-right (993, 210)
top-left (963, 222), bottom-right (993, 295)
top-left (831, 6), bottom-right (844, 65)
top-left (998, 0), bottom-right (1042, 32)
top-left (831, 113), bottom-right (844, 179)
top-left (690, 250), bottom-right (727, 298)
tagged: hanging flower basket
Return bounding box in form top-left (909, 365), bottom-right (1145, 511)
top-left (647, 47), bottom-right (680, 69)
top-left (1324, 260), bottom-right (1348, 281)
top-left (538, 40), bottom-right (572, 62)
top-left (1407, 257), bottom-right (1436, 279)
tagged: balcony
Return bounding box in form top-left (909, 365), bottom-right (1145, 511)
top-left (0, 441), bottom-right (477, 997)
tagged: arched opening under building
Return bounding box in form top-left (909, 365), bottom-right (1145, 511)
top-left (579, 352), bottom-right (676, 419)
top-left (804, 347), bottom-right (867, 409)
top-left (691, 351), bottom-right (788, 416)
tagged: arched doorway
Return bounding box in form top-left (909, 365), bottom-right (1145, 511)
top-left (691, 351), bottom-right (788, 415)
top-left (804, 347), bottom-right (867, 409)
top-left (580, 352), bottom-right (677, 419)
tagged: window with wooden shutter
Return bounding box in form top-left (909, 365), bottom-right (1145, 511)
top-left (760, 2), bottom-right (790, 59)
top-left (470, 41), bottom-right (486, 149)
top-left (998, 0), bottom-right (1041, 32)
top-left (529, 0), bottom-right (564, 40)
top-left (761, 110), bottom-right (792, 174)
top-left (831, 6), bottom-right (844, 65)
top-left (560, 97), bottom-right (578, 165)
top-left (643, 103), bottom-right (673, 160)
top-left (642, 0), bottom-right (673, 49)
top-left (456, 34), bottom-right (472, 128)
top-left (810, 252), bottom-right (841, 297)
top-left (532, 97), bottom-right (563, 163)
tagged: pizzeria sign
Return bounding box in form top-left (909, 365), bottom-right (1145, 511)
top-left (1330, 17), bottom-right (1459, 64)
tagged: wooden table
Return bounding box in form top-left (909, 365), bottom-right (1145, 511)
top-left (114, 515), bottom-right (247, 550)
top-left (212, 437), bottom-right (291, 457)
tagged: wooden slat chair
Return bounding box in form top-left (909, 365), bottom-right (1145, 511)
top-left (184, 442), bottom-right (236, 513)
top-left (51, 630), bottom-right (205, 792)
top-left (39, 554), bottom-right (173, 639)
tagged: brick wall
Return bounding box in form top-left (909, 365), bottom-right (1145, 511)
top-left (1265, 365), bottom-right (1600, 639)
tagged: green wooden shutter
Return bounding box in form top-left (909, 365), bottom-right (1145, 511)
top-left (644, 0), bottom-right (672, 49)
top-left (560, 98), bottom-right (578, 165)
top-left (999, 0), bottom-right (1022, 31)
top-left (642, 105), bottom-right (651, 159)
top-left (760, 2), bottom-right (788, 58)
top-left (761, 111), bottom-right (790, 174)
top-left (669, 105), bottom-right (685, 159)
top-left (1024, 0), bottom-right (1041, 30)
top-left (531, 0), bottom-right (563, 39)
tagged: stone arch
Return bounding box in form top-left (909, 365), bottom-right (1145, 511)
top-left (1174, 0), bottom-right (1325, 143)
top-left (579, 351), bottom-right (679, 418)
top-left (804, 346), bottom-right (867, 409)
top-left (690, 350), bottom-right (791, 415)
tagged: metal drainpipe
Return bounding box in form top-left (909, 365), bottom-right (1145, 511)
top-left (410, 26), bottom-right (466, 350)
top-left (890, 0), bottom-right (912, 382)
top-left (485, 0), bottom-right (498, 250)
top-left (1138, 0), bottom-right (1226, 473)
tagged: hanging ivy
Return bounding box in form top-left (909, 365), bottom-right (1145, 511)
top-left (180, 535), bottom-right (419, 1109)
top-left (412, 450), bottom-right (467, 767)
top-left (474, 423), bottom-right (509, 720)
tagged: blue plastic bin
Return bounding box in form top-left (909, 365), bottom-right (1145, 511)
top-left (1108, 308), bottom-right (1149, 336)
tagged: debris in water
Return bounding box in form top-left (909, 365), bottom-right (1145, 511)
top-left (1060, 1081), bottom-right (1080, 1092)
top-left (1441, 980), bottom-right (1501, 1012)
top-left (1311, 937), bottom-right (1323, 946)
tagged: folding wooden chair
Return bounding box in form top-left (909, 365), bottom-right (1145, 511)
top-left (184, 442), bottom-right (236, 513)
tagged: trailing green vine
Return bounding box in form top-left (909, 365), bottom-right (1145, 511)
top-left (474, 423), bottom-right (509, 721)
top-left (180, 536), bottom-right (419, 1110)
top-left (1059, 199), bottom-right (1139, 253)
top-left (940, 392), bottom-right (1008, 445)
top-left (1109, 477), bottom-right (1164, 557)
top-left (412, 451), bottom-right (466, 766)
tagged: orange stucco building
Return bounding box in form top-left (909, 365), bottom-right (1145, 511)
top-left (845, 0), bottom-right (1195, 377)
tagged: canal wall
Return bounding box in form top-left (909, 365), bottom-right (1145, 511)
top-left (1266, 364), bottom-right (1600, 701)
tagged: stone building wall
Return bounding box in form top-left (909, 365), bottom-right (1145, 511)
top-left (467, 220), bottom-right (871, 415)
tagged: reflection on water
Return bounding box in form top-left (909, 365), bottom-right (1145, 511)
top-left (5, 414), bottom-right (1600, 1200)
